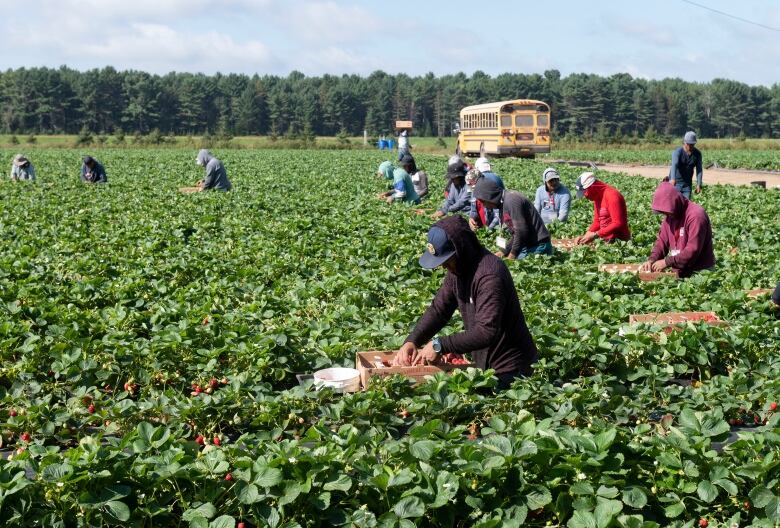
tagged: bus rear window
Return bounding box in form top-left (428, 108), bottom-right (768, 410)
top-left (515, 115), bottom-right (534, 127)
top-left (537, 115), bottom-right (549, 127)
top-left (500, 115), bottom-right (512, 127)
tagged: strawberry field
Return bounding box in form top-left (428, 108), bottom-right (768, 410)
top-left (545, 149), bottom-right (780, 172)
top-left (1, 148), bottom-right (779, 527)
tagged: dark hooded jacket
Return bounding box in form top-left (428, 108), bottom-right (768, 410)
top-left (773, 283), bottom-right (780, 306)
top-left (405, 215), bottom-right (538, 375)
top-left (197, 149), bottom-right (232, 191)
top-left (648, 182), bottom-right (715, 277)
top-left (80, 157), bottom-right (107, 183)
top-left (473, 179), bottom-right (550, 256)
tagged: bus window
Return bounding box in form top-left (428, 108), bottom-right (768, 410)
top-left (500, 115), bottom-right (512, 127)
top-left (515, 115), bottom-right (534, 127)
top-left (537, 115), bottom-right (549, 127)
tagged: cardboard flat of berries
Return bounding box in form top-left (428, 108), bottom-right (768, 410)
top-left (355, 350), bottom-right (475, 389)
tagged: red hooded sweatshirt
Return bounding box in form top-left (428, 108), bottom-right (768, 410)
top-left (585, 180), bottom-right (630, 241)
top-left (648, 182), bottom-right (715, 278)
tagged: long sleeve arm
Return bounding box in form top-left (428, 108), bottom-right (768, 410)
top-left (439, 274), bottom-right (504, 354)
top-left (202, 164), bottom-right (217, 190)
top-left (648, 226), bottom-right (669, 262)
top-left (446, 187), bottom-right (471, 213)
top-left (557, 192), bottom-right (571, 222)
top-left (588, 203), bottom-right (600, 233)
top-left (508, 201), bottom-right (532, 256)
top-left (596, 195), bottom-right (628, 239)
top-left (669, 149), bottom-right (681, 183)
top-left (696, 154), bottom-right (703, 188)
top-left (405, 275), bottom-right (458, 347)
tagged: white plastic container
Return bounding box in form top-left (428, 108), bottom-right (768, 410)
top-left (312, 367), bottom-right (361, 393)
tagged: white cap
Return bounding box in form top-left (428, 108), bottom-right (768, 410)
top-left (475, 157), bottom-right (491, 173)
top-left (575, 172), bottom-right (597, 198)
top-left (447, 155), bottom-right (463, 167)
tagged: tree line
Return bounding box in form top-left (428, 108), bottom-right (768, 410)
top-left (2, 66), bottom-right (779, 139)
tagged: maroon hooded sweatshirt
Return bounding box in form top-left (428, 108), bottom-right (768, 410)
top-left (648, 182), bottom-right (715, 278)
top-left (405, 215), bottom-right (538, 375)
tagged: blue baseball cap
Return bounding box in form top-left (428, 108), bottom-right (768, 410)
top-left (419, 226), bottom-right (456, 269)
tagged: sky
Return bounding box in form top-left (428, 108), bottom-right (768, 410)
top-left (1, 0), bottom-right (780, 85)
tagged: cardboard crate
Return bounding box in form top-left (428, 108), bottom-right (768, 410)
top-left (628, 311), bottom-right (725, 333)
top-left (745, 288), bottom-right (772, 299)
top-left (552, 238), bottom-right (580, 250)
top-left (178, 186), bottom-right (200, 194)
top-left (355, 350), bottom-right (474, 389)
top-left (599, 263), bottom-right (676, 282)
top-left (395, 120), bottom-right (413, 130)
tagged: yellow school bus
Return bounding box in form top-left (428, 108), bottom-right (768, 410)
top-left (456, 99), bottom-right (551, 158)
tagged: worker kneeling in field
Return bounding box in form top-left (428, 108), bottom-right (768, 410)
top-left (534, 167), bottom-right (571, 225)
top-left (80, 156), bottom-right (107, 184)
top-left (472, 177), bottom-right (552, 259)
top-left (639, 182), bottom-right (714, 278)
top-left (400, 153), bottom-right (428, 200)
top-left (195, 149), bottom-right (232, 191)
top-left (573, 172), bottom-right (630, 245)
top-left (432, 158), bottom-right (471, 218)
top-left (394, 215), bottom-right (538, 389)
top-left (10, 154), bottom-right (36, 181)
top-left (467, 158), bottom-right (504, 230)
top-left (376, 160), bottom-right (419, 204)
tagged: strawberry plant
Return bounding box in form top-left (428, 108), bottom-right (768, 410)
top-left (0, 148), bottom-right (778, 526)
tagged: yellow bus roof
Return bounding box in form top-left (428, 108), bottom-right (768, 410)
top-left (460, 99), bottom-right (549, 114)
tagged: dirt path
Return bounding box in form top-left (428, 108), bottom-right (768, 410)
top-left (596, 163), bottom-right (780, 188)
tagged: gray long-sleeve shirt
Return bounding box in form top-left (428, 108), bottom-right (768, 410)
top-left (670, 146), bottom-right (703, 188)
top-left (197, 149), bottom-right (232, 191)
top-left (439, 182), bottom-right (471, 215)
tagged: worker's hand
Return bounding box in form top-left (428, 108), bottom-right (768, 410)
top-left (638, 261), bottom-right (653, 273)
top-left (385, 196), bottom-right (394, 204)
top-left (431, 210), bottom-right (445, 219)
top-left (507, 252), bottom-right (517, 260)
top-left (393, 342), bottom-right (417, 366)
top-left (695, 185), bottom-right (702, 194)
top-left (651, 259), bottom-right (668, 272)
top-left (494, 250), bottom-right (504, 258)
top-left (412, 341), bottom-right (439, 366)
top-left (468, 217), bottom-right (479, 231)
top-left (376, 192), bottom-right (386, 199)
top-left (577, 232), bottom-right (598, 245)
top-left (669, 179), bottom-right (675, 186)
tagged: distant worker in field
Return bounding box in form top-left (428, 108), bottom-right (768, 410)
top-left (400, 153), bottom-right (428, 200)
top-left (467, 157), bottom-right (504, 230)
top-left (432, 158), bottom-right (470, 218)
top-left (573, 172), bottom-right (630, 245)
top-left (669, 131), bottom-right (703, 199)
top-left (393, 215), bottom-right (538, 389)
top-left (10, 154), bottom-right (35, 181)
top-left (772, 283), bottom-right (780, 308)
top-left (397, 129), bottom-right (410, 161)
top-left (534, 167), bottom-right (571, 224)
top-left (473, 178), bottom-right (552, 259)
top-left (195, 149), bottom-right (232, 191)
top-left (639, 182), bottom-right (715, 278)
top-left (376, 160), bottom-right (419, 204)
top-left (80, 156), bottom-right (107, 184)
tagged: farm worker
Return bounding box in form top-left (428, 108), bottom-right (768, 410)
top-left (195, 149), bottom-right (232, 191)
top-left (573, 172), bottom-right (630, 245)
top-left (534, 167), bottom-right (571, 224)
top-left (432, 158), bottom-right (471, 218)
top-left (468, 157), bottom-right (504, 230)
top-left (377, 160), bottom-right (419, 204)
top-left (10, 154), bottom-right (35, 181)
top-left (393, 215), bottom-right (538, 388)
top-left (397, 129), bottom-right (410, 160)
top-left (669, 131), bottom-right (703, 199)
top-left (639, 182), bottom-right (715, 278)
top-left (80, 156), bottom-right (107, 184)
top-left (443, 155), bottom-right (471, 199)
top-left (773, 283), bottom-right (780, 308)
top-left (400, 153), bottom-right (428, 200)
top-left (472, 178), bottom-right (552, 259)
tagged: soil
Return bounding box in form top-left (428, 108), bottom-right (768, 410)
top-left (595, 164), bottom-right (780, 188)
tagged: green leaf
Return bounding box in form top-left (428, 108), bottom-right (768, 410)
top-left (323, 474), bottom-right (352, 492)
top-left (237, 483), bottom-right (260, 504)
top-left (749, 486), bottom-right (775, 508)
top-left (209, 515), bottom-right (235, 528)
top-left (594, 428), bottom-right (616, 452)
top-left (254, 466), bottom-right (282, 488)
top-left (526, 485), bottom-right (552, 510)
top-left (664, 502), bottom-right (685, 518)
top-left (594, 498), bottom-right (622, 528)
top-left (409, 440), bottom-right (436, 461)
top-left (482, 435), bottom-right (512, 456)
top-left (596, 486), bottom-right (619, 499)
top-left (697, 480), bottom-right (718, 503)
top-left (567, 510), bottom-right (596, 528)
top-left (183, 503), bottom-right (217, 521)
top-left (393, 496), bottom-right (425, 519)
top-left (102, 500), bottom-right (130, 522)
top-left (41, 463), bottom-right (74, 482)
top-left (621, 487), bottom-right (647, 509)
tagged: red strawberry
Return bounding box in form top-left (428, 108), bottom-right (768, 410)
top-left (744, 501), bottom-right (751, 509)
top-left (770, 402), bottom-right (778, 411)
top-left (209, 378), bottom-right (218, 388)
top-left (699, 519), bottom-right (708, 528)
top-left (202, 317), bottom-right (209, 325)
top-left (237, 523), bottom-right (246, 528)
top-left (88, 404), bottom-right (96, 414)
top-left (9, 409), bottom-right (17, 417)
top-left (224, 473), bottom-right (233, 481)
top-left (195, 435), bottom-right (205, 445)
top-left (399, 409), bottom-right (409, 419)
top-left (20, 432), bottom-right (31, 442)
top-left (467, 434), bottom-right (478, 441)
top-left (212, 436), bottom-right (221, 446)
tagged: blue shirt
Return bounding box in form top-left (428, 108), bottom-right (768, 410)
top-left (670, 146), bottom-right (703, 188)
